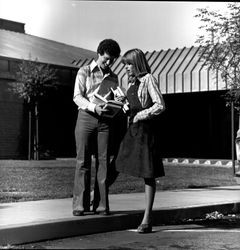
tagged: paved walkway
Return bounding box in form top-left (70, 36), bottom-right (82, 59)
top-left (1, 185), bottom-right (240, 246)
top-left (0, 158), bottom-right (237, 168)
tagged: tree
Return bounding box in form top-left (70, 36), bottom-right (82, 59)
top-left (194, 2), bottom-right (240, 174)
top-left (9, 58), bottom-right (58, 160)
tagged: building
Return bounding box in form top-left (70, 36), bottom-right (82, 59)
top-left (0, 18), bottom-right (96, 159)
top-left (0, 18), bottom-right (236, 160)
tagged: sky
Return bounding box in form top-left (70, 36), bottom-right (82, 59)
top-left (0, 0), bottom-right (230, 53)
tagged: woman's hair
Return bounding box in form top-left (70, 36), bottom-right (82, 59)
top-left (121, 48), bottom-right (151, 78)
top-left (97, 39), bottom-right (121, 58)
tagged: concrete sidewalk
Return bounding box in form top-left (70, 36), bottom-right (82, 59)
top-left (1, 185), bottom-right (240, 246)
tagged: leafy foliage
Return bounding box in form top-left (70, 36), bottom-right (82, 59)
top-left (195, 2), bottom-right (240, 110)
top-left (9, 58), bottom-right (58, 102)
top-left (8, 58), bottom-right (59, 159)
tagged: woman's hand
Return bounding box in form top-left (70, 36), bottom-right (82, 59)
top-left (133, 115), bottom-right (139, 123)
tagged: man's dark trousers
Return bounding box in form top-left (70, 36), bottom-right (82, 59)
top-left (73, 110), bottom-right (110, 212)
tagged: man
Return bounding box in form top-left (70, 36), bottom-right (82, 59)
top-left (72, 39), bottom-right (121, 216)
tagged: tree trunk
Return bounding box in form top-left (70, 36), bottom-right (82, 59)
top-left (28, 108), bottom-right (32, 160)
top-left (33, 101), bottom-right (39, 160)
top-left (235, 109), bottom-right (240, 176)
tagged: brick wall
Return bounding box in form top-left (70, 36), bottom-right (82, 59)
top-left (0, 79), bottom-right (28, 159)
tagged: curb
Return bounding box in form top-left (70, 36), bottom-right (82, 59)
top-left (1, 202), bottom-right (239, 246)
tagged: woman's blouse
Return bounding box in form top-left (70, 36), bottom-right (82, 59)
top-left (127, 73), bottom-right (165, 121)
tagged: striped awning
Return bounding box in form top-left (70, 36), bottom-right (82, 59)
top-left (111, 46), bottom-right (227, 94)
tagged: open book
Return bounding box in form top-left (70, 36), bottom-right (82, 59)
top-left (91, 75), bottom-right (118, 105)
top-left (111, 87), bottom-right (129, 113)
top-left (94, 92), bottom-right (123, 118)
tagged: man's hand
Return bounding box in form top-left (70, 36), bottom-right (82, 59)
top-left (115, 96), bottom-right (126, 103)
top-left (95, 104), bottom-right (108, 116)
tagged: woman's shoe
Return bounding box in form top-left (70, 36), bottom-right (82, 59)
top-left (102, 209), bottom-right (110, 216)
top-left (137, 223), bottom-right (152, 233)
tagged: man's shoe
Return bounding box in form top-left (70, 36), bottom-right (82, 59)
top-left (92, 209), bottom-right (110, 215)
top-left (73, 210), bottom-right (84, 216)
top-left (92, 209), bottom-right (99, 215)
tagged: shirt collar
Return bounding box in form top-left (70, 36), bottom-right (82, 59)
top-left (89, 60), bottom-right (99, 72)
top-left (89, 60), bottom-right (112, 76)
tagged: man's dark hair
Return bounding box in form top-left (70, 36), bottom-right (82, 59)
top-left (97, 39), bottom-right (121, 58)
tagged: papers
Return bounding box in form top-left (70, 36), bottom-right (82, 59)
top-left (96, 75), bottom-right (118, 97)
top-left (111, 86), bottom-right (125, 97)
top-left (93, 92), bottom-right (110, 104)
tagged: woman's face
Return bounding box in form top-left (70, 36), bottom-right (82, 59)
top-left (124, 63), bottom-right (136, 77)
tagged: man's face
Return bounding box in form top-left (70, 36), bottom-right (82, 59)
top-left (97, 52), bottom-right (116, 71)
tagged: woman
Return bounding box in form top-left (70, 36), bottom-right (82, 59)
top-left (115, 48), bottom-right (165, 233)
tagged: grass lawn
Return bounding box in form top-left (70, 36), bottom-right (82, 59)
top-left (0, 160), bottom-right (238, 203)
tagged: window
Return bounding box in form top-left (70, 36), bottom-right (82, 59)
top-left (0, 59), bottom-right (9, 72)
